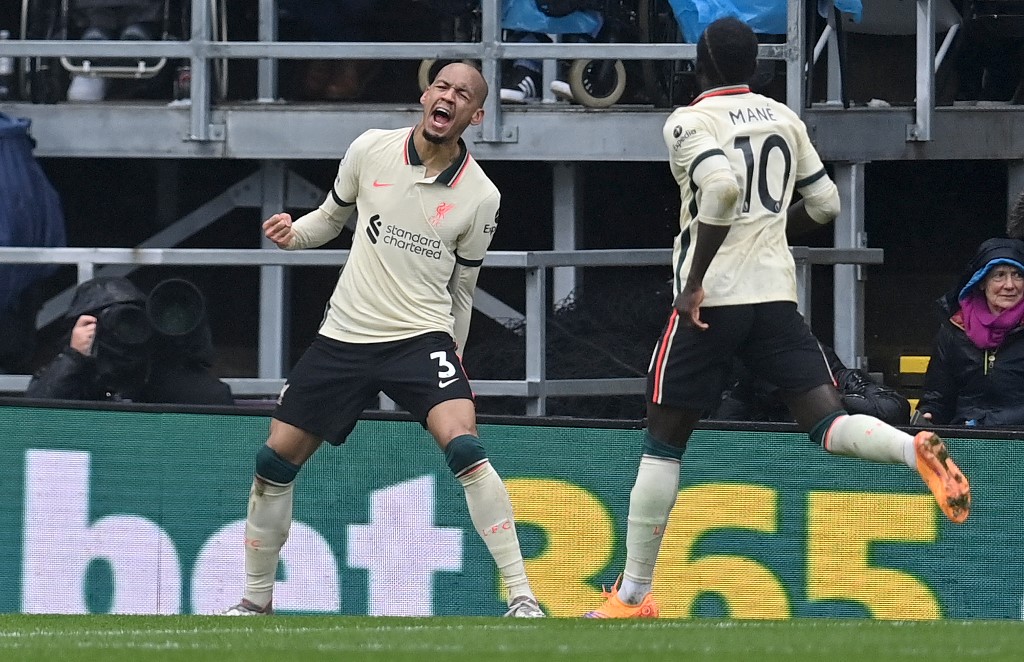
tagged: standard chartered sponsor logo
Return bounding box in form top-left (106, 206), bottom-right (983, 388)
top-left (383, 224), bottom-right (443, 259)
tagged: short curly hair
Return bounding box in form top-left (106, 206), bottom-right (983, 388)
top-left (696, 17), bottom-right (759, 88)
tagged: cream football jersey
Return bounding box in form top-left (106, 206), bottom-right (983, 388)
top-left (663, 85), bottom-right (837, 306)
top-left (287, 127), bottom-right (499, 346)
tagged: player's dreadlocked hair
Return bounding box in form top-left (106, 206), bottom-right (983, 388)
top-left (1008, 188), bottom-right (1024, 240)
top-left (696, 16), bottom-right (758, 88)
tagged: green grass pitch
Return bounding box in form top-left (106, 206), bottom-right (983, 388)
top-left (2, 615), bottom-right (1024, 661)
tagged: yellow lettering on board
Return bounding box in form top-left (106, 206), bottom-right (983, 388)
top-left (654, 483), bottom-right (790, 619)
top-left (807, 491), bottom-right (940, 619)
top-left (506, 478), bottom-right (614, 617)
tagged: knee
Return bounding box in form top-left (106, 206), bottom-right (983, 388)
top-left (255, 445), bottom-right (301, 484)
top-left (444, 434), bottom-right (488, 477)
top-left (642, 430), bottom-right (686, 460)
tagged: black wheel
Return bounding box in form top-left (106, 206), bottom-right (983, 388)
top-left (418, 59), bottom-right (447, 92)
top-left (567, 58), bottom-right (627, 108)
top-left (637, 0), bottom-right (694, 107)
top-left (418, 58), bottom-right (474, 92)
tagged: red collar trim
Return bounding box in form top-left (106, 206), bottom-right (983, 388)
top-left (403, 128), bottom-right (415, 166)
top-left (405, 127), bottom-right (470, 187)
top-left (690, 85), bottom-right (751, 106)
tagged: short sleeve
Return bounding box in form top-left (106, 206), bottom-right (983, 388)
top-left (791, 116), bottom-right (829, 193)
top-left (663, 111), bottom-right (731, 182)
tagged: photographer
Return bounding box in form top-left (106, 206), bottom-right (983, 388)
top-left (25, 276), bottom-right (233, 405)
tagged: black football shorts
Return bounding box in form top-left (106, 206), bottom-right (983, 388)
top-left (647, 301), bottom-right (831, 411)
top-left (274, 331), bottom-right (474, 445)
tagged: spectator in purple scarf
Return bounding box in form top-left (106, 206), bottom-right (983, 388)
top-left (917, 237), bottom-right (1024, 426)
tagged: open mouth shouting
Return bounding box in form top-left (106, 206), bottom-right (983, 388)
top-left (430, 105), bottom-right (454, 132)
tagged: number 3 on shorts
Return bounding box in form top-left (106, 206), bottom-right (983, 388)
top-left (431, 350), bottom-right (459, 388)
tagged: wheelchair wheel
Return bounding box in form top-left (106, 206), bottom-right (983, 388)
top-left (567, 58), bottom-right (626, 108)
top-left (418, 58), bottom-right (475, 92)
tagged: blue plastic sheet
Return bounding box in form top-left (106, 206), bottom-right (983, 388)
top-left (0, 113), bottom-right (66, 318)
top-left (668, 0), bottom-right (863, 43)
top-left (502, 0), bottom-right (603, 37)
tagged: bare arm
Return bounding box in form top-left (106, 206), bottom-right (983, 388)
top-left (786, 199), bottom-right (821, 239)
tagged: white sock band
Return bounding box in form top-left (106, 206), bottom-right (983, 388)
top-left (459, 461), bottom-right (533, 602)
top-left (242, 478), bottom-right (293, 608)
top-left (825, 414), bottom-right (916, 467)
top-left (621, 455), bottom-right (680, 604)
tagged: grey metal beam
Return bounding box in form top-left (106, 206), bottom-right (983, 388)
top-left (472, 290), bottom-right (525, 331)
top-left (552, 163), bottom-right (581, 306)
top-left (2, 40), bottom-right (788, 62)
top-left (11, 103), bottom-right (1024, 161)
top-left (1, 247), bottom-right (882, 405)
top-left (479, 0), bottom-right (504, 144)
top-left (259, 161), bottom-right (289, 379)
top-left (189, 0), bottom-right (214, 142)
top-left (785, 0), bottom-right (804, 112)
top-left (0, 374), bottom-right (644, 398)
top-left (806, 108), bottom-right (1024, 161)
top-left (907, 0), bottom-right (936, 142)
top-left (0, 247), bottom-right (881, 269)
top-left (833, 163), bottom-right (868, 369)
top-left (256, 0), bottom-right (278, 103)
top-left (524, 266), bottom-right (547, 416)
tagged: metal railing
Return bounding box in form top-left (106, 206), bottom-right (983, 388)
top-left (0, 245), bottom-right (882, 414)
top-left (4, 0), bottom-right (805, 138)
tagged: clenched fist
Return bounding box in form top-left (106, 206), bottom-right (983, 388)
top-left (263, 213), bottom-right (295, 249)
top-left (70, 315), bottom-right (98, 357)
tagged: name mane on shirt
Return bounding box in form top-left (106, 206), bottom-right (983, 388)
top-left (729, 107), bottom-right (777, 125)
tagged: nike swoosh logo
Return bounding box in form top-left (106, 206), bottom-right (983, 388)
top-left (372, 180), bottom-right (393, 187)
top-left (438, 377), bottom-right (459, 388)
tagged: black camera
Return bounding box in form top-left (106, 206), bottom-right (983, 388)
top-left (147, 278), bottom-right (215, 365)
top-left (92, 303), bottom-right (153, 359)
top-left (96, 303), bottom-right (153, 347)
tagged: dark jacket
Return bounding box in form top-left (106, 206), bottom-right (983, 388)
top-left (24, 276), bottom-right (234, 406)
top-left (917, 237), bottom-right (1024, 426)
top-left (25, 346), bottom-right (234, 405)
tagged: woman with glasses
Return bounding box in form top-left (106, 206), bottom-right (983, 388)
top-left (917, 237), bottom-right (1024, 427)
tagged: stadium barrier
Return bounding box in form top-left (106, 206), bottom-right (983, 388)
top-left (0, 399), bottom-right (1019, 619)
top-left (0, 246), bottom-right (883, 415)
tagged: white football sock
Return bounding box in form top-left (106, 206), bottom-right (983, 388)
top-left (242, 477), bottom-right (293, 608)
top-left (825, 413), bottom-right (916, 467)
top-left (458, 460), bottom-right (533, 602)
top-left (619, 455), bottom-right (680, 605)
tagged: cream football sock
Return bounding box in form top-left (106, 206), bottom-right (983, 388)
top-left (619, 454), bottom-right (681, 605)
top-left (458, 460), bottom-right (534, 601)
top-left (242, 478), bottom-right (294, 608)
top-left (824, 413), bottom-right (917, 467)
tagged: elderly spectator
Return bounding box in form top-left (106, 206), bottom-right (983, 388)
top-left (917, 237), bottom-right (1024, 426)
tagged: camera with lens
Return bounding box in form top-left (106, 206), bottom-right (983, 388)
top-left (93, 303), bottom-right (153, 355)
top-left (146, 278), bottom-right (216, 366)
